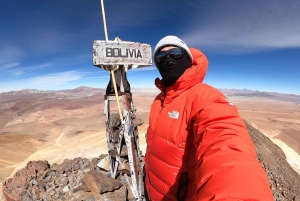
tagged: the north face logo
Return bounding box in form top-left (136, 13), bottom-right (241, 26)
top-left (168, 110), bottom-right (179, 119)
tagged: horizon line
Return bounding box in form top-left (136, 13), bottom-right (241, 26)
top-left (1, 86), bottom-right (300, 96)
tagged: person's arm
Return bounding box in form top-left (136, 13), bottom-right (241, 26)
top-left (192, 89), bottom-right (273, 200)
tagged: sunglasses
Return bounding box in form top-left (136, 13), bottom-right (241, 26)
top-left (155, 47), bottom-right (184, 63)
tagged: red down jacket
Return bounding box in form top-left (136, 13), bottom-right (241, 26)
top-left (145, 48), bottom-right (273, 201)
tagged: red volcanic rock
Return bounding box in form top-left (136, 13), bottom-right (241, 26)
top-left (3, 160), bottom-right (50, 200)
top-left (4, 161), bottom-right (49, 188)
top-left (80, 170), bottom-right (122, 194)
top-left (2, 156), bottom-right (135, 201)
top-left (3, 187), bottom-right (26, 201)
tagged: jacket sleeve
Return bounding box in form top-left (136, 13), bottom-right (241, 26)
top-left (191, 87), bottom-right (273, 200)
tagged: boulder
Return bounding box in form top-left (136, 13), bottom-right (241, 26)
top-left (81, 170), bottom-right (123, 194)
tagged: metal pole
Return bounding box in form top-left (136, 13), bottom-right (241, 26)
top-left (100, 0), bottom-right (123, 121)
top-left (100, 0), bottom-right (108, 41)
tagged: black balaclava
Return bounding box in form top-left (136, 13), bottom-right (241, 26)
top-left (156, 50), bottom-right (191, 87)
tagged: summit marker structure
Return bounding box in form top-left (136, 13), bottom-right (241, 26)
top-left (92, 1), bottom-right (152, 200)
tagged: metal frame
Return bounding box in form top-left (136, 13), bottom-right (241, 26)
top-left (104, 93), bottom-right (143, 200)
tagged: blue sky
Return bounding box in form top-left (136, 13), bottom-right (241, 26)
top-left (1, 0), bottom-right (300, 94)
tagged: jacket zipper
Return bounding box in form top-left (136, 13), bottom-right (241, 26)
top-left (152, 88), bottom-right (165, 131)
top-left (162, 88), bottom-right (166, 105)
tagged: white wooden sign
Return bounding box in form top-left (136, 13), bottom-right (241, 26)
top-left (93, 37), bottom-right (152, 69)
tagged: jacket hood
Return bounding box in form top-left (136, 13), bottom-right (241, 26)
top-left (155, 48), bottom-right (208, 104)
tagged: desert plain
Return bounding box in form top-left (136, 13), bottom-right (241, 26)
top-left (0, 87), bottom-right (300, 199)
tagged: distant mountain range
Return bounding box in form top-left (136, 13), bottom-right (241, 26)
top-left (1, 86), bottom-right (299, 104)
top-left (218, 88), bottom-right (300, 104)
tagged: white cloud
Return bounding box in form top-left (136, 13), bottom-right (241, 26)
top-left (24, 63), bottom-right (53, 70)
top-left (11, 70), bottom-right (24, 77)
top-left (0, 46), bottom-right (23, 65)
top-left (0, 71), bottom-right (85, 92)
top-left (26, 71), bottom-right (84, 86)
top-left (28, 27), bottom-right (75, 54)
top-left (129, 66), bottom-right (156, 72)
top-left (0, 62), bottom-right (20, 70)
top-left (182, 0), bottom-right (300, 53)
top-left (1, 63), bottom-right (53, 77)
top-left (89, 76), bottom-right (110, 79)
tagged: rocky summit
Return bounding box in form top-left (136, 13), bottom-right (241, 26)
top-left (245, 122), bottom-right (300, 201)
top-left (2, 122), bottom-right (300, 201)
top-left (2, 154), bottom-right (140, 201)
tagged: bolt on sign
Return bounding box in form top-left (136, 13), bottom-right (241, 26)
top-left (93, 38), bottom-right (152, 69)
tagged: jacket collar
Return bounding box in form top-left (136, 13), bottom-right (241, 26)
top-left (155, 48), bottom-right (208, 105)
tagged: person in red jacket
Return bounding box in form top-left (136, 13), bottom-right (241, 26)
top-left (144, 35), bottom-right (273, 201)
